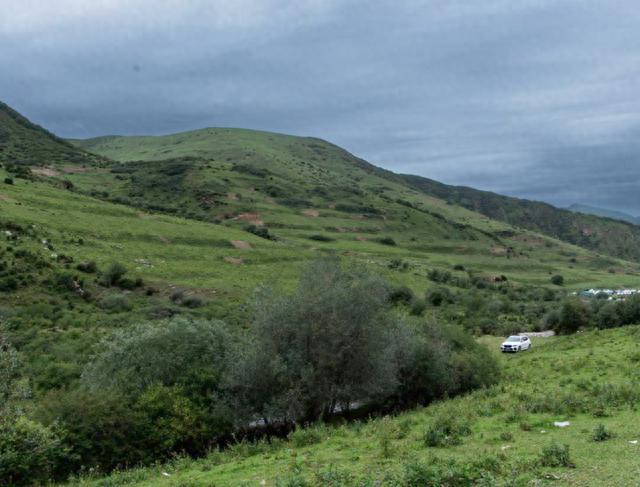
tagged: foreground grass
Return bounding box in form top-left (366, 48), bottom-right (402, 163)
top-left (65, 326), bottom-right (640, 486)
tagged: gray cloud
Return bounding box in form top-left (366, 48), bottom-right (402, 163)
top-left (2, 0), bottom-right (640, 214)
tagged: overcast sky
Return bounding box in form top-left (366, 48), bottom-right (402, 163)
top-left (2, 1), bottom-right (640, 214)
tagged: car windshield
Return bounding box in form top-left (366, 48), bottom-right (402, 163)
top-left (506, 336), bottom-right (521, 342)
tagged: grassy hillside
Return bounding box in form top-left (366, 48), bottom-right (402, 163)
top-left (64, 325), bottom-right (640, 486)
top-left (399, 174), bottom-right (640, 263)
top-left (72, 129), bottom-right (640, 264)
top-left (3, 104), bottom-right (640, 485)
top-left (0, 102), bottom-right (104, 167)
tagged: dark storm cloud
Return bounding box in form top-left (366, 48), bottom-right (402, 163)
top-left (2, 0), bottom-right (640, 214)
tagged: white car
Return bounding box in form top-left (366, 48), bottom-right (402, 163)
top-left (500, 335), bottom-right (531, 353)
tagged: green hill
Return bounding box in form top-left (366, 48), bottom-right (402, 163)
top-left (3, 103), bottom-right (640, 486)
top-left (3, 104), bottom-right (639, 392)
top-left (0, 102), bottom-right (104, 167)
top-left (72, 129), bottom-right (640, 264)
top-left (399, 174), bottom-right (640, 262)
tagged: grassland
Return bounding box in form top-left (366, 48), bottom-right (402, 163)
top-left (71, 127), bottom-right (640, 264)
top-left (62, 325), bottom-right (640, 486)
top-left (3, 103), bottom-right (640, 486)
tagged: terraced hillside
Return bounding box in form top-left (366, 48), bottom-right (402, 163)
top-left (71, 128), bottom-right (640, 263)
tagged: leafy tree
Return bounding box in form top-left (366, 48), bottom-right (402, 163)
top-left (82, 316), bottom-right (231, 396)
top-left (595, 302), bottom-right (622, 329)
top-left (229, 258), bottom-right (399, 423)
top-left (556, 298), bottom-right (591, 334)
top-left (100, 261), bottom-right (127, 286)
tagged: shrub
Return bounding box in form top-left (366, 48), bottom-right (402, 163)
top-left (101, 261), bottom-right (127, 286)
top-left (76, 260), bottom-right (97, 273)
top-left (289, 426), bottom-right (323, 447)
top-left (388, 285), bottom-right (415, 305)
top-left (3, 177), bottom-right (13, 185)
top-left (551, 274), bottom-right (564, 286)
top-left (0, 416), bottom-right (67, 486)
top-left (308, 234), bottom-right (334, 242)
top-left (181, 295), bottom-right (204, 308)
top-left (117, 277), bottom-right (137, 290)
top-left (400, 458), bottom-right (483, 486)
top-left (592, 423), bottom-right (614, 442)
top-left (98, 293), bottom-right (132, 312)
top-left (245, 224), bottom-right (275, 240)
top-left (539, 442), bottom-right (574, 467)
top-left (426, 287), bottom-right (452, 306)
top-left (424, 412), bottom-right (471, 447)
top-left (82, 317), bottom-right (231, 396)
top-left (409, 299), bottom-right (426, 316)
top-left (378, 237), bottom-right (397, 246)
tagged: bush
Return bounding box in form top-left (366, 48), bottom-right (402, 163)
top-left (76, 260), bottom-right (97, 273)
top-left (426, 287), bottom-right (452, 307)
top-left (308, 234), bottom-right (334, 242)
top-left (539, 442), bottom-right (574, 467)
top-left (551, 274), bottom-right (564, 286)
top-left (289, 426), bottom-right (323, 447)
top-left (101, 261), bottom-right (127, 286)
top-left (388, 285), bottom-right (415, 305)
top-left (378, 237), bottom-right (397, 246)
top-left (98, 293), bottom-right (132, 312)
top-left (245, 224), bottom-right (276, 240)
top-left (423, 412), bottom-right (471, 447)
top-left (82, 317), bottom-right (231, 396)
top-left (4, 177), bottom-right (13, 185)
top-left (0, 416), bottom-right (67, 486)
top-left (592, 423), bottom-right (614, 442)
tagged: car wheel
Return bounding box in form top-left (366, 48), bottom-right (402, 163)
top-left (517, 346), bottom-right (521, 352)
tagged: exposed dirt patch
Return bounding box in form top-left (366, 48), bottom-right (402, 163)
top-left (62, 166), bottom-right (99, 174)
top-left (0, 194), bottom-right (15, 203)
top-left (490, 245), bottom-right (507, 256)
top-left (158, 235), bottom-right (171, 244)
top-left (137, 211), bottom-right (151, 219)
top-left (302, 209), bottom-right (320, 217)
top-left (356, 236), bottom-right (368, 241)
top-left (224, 256), bottom-right (244, 265)
top-left (31, 166), bottom-right (60, 177)
top-left (230, 240), bottom-right (252, 249)
top-left (237, 213), bottom-right (264, 226)
top-left (227, 192), bottom-right (238, 200)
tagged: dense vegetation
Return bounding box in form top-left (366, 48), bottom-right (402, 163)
top-left (58, 326), bottom-right (640, 486)
top-left (1, 259), bottom-right (498, 484)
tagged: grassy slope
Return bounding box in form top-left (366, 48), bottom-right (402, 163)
top-left (399, 174), bottom-right (640, 263)
top-left (67, 129), bottom-right (638, 288)
top-left (65, 326), bottom-right (640, 486)
top-left (0, 102), bottom-right (104, 167)
top-left (72, 129), bottom-right (640, 264)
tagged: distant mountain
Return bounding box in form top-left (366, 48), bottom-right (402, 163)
top-left (395, 174), bottom-right (640, 262)
top-left (568, 204), bottom-right (640, 225)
